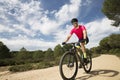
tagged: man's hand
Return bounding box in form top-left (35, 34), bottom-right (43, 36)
top-left (62, 34), bottom-right (72, 45)
top-left (62, 42), bottom-right (66, 45)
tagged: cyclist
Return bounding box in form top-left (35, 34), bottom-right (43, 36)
top-left (62, 18), bottom-right (89, 65)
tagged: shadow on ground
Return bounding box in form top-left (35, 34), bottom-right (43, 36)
top-left (76, 69), bottom-right (119, 80)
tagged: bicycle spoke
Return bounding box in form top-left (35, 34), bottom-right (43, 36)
top-left (62, 54), bottom-right (76, 78)
top-left (59, 52), bottom-right (78, 79)
top-left (83, 54), bottom-right (92, 73)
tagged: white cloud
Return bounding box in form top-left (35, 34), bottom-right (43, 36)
top-left (1, 0), bottom-right (80, 51)
top-left (30, 0), bottom-right (81, 35)
top-left (55, 0), bottom-right (81, 24)
top-left (85, 18), bottom-right (120, 48)
top-left (31, 17), bottom-right (60, 35)
top-left (0, 35), bottom-right (56, 51)
top-left (0, 24), bottom-right (15, 32)
top-left (1, 17), bottom-right (119, 51)
top-left (0, 0), bottom-right (42, 35)
top-left (0, 0), bottom-right (81, 36)
top-left (53, 18), bottom-right (120, 49)
top-left (1, 0), bottom-right (119, 51)
top-left (12, 24), bottom-right (36, 37)
top-left (53, 25), bottom-right (78, 43)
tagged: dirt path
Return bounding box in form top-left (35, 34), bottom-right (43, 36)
top-left (0, 55), bottom-right (120, 80)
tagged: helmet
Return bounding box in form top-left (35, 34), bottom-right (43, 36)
top-left (71, 18), bottom-right (78, 24)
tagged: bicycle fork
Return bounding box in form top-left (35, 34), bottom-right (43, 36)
top-left (67, 53), bottom-right (74, 68)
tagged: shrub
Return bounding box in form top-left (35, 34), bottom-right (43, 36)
top-left (9, 64), bottom-right (33, 72)
top-left (9, 62), bottom-right (55, 72)
top-left (0, 59), bottom-right (16, 66)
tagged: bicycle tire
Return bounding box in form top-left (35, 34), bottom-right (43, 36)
top-left (59, 51), bottom-right (78, 80)
top-left (83, 53), bottom-right (92, 73)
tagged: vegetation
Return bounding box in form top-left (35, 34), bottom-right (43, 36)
top-left (0, 42), bottom-right (65, 72)
top-left (0, 34), bottom-right (119, 72)
top-left (9, 62), bottom-right (54, 72)
top-left (90, 34), bottom-right (120, 56)
top-left (102, 0), bottom-right (120, 27)
top-left (1, 0), bottom-right (120, 73)
top-left (0, 42), bottom-right (10, 59)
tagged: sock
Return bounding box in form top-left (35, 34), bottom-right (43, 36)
top-left (83, 53), bottom-right (87, 58)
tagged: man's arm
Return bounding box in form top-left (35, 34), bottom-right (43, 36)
top-left (64, 34), bottom-right (72, 43)
top-left (83, 30), bottom-right (87, 39)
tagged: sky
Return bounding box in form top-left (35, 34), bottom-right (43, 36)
top-left (0, 0), bottom-right (120, 51)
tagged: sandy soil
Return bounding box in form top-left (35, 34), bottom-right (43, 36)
top-left (0, 55), bottom-right (120, 80)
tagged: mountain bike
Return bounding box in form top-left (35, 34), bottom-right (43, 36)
top-left (59, 41), bottom-right (92, 80)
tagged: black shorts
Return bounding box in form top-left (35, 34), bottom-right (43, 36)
top-left (78, 37), bottom-right (89, 44)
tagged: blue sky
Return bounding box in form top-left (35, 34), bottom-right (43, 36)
top-left (0, 0), bottom-right (120, 51)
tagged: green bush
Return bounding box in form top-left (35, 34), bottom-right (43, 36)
top-left (109, 48), bottom-right (120, 54)
top-left (9, 64), bottom-right (33, 72)
top-left (9, 62), bottom-right (55, 72)
top-left (34, 62), bottom-right (54, 69)
top-left (54, 56), bottom-right (61, 65)
top-left (0, 59), bottom-right (16, 66)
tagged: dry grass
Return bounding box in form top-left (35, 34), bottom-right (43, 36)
top-left (0, 66), bottom-right (10, 72)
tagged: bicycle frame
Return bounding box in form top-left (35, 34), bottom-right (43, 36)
top-left (68, 43), bottom-right (83, 65)
top-left (59, 42), bottom-right (92, 80)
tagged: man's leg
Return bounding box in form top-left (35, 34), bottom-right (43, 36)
top-left (80, 42), bottom-right (87, 58)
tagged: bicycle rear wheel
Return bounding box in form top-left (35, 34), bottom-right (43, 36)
top-left (59, 51), bottom-right (78, 80)
top-left (83, 53), bottom-right (92, 73)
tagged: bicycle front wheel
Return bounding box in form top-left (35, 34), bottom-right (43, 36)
top-left (59, 51), bottom-right (78, 80)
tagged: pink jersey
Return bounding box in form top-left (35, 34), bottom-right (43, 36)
top-left (70, 25), bottom-right (86, 39)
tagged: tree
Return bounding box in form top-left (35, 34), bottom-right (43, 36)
top-left (33, 50), bottom-right (44, 61)
top-left (99, 37), bottom-right (111, 51)
top-left (54, 44), bottom-right (64, 58)
top-left (62, 44), bottom-right (72, 52)
top-left (16, 47), bottom-right (32, 60)
top-left (0, 41), bottom-right (10, 59)
top-left (108, 34), bottom-right (120, 48)
top-left (102, 0), bottom-right (120, 27)
top-left (20, 47), bottom-right (27, 52)
top-left (90, 46), bottom-right (102, 54)
top-left (100, 34), bottom-right (120, 49)
top-left (99, 34), bottom-right (120, 54)
top-left (44, 48), bottom-right (54, 61)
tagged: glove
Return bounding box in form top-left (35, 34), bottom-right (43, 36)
top-left (62, 42), bottom-right (66, 45)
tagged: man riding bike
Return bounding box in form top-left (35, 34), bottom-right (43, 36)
top-left (62, 18), bottom-right (89, 67)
